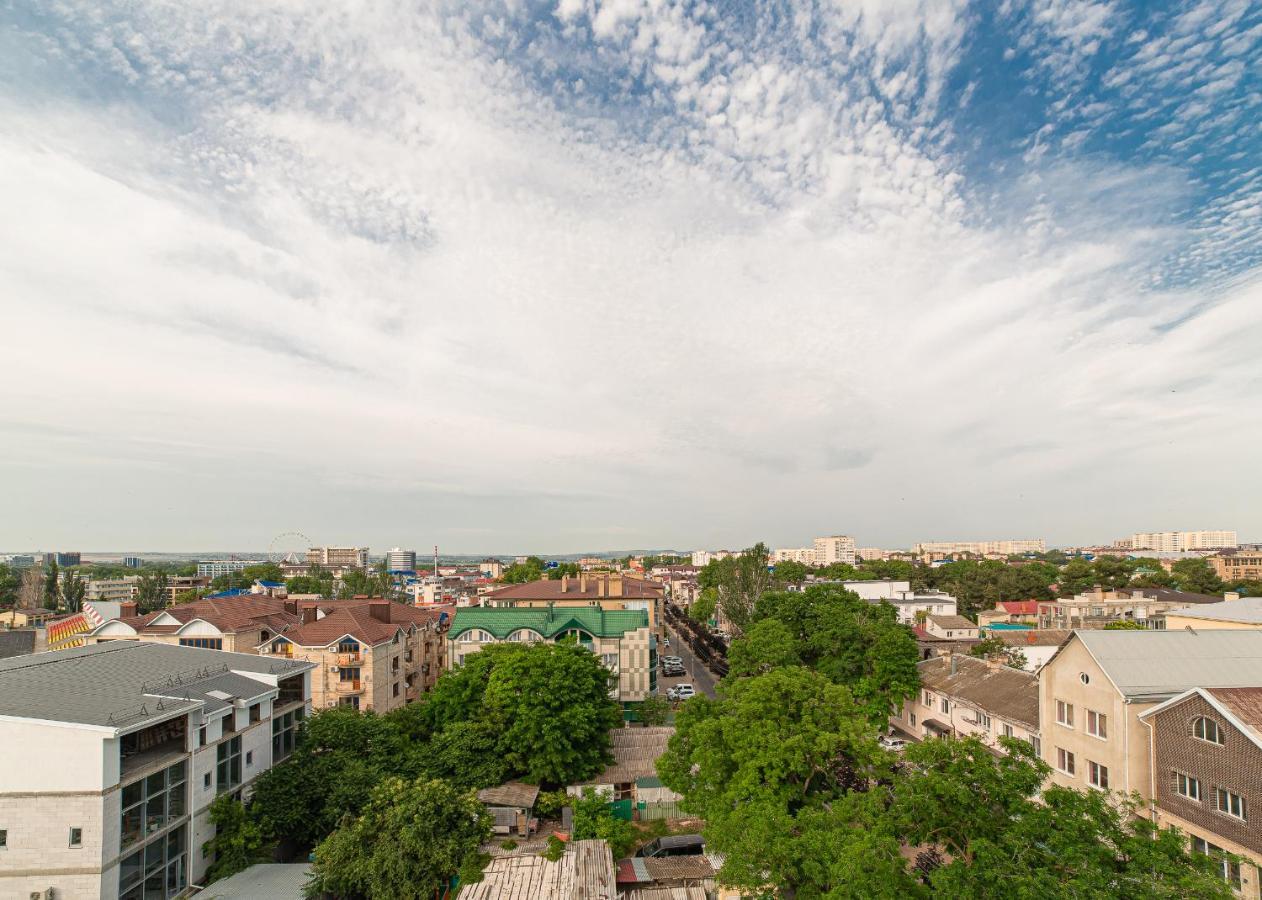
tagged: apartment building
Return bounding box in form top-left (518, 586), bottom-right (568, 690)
top-left (0, 642), bottom-right (315, 900)
top-left (480, 574), bottom-right (664, 632)
top-left (446, 606), bottom-right (657, 706)
top-left (1038, 630), bottom-right (1262, 800)
top-left (891, 654), bottom-right (1039, 755)
top-left (772, 547), bottom-right (817, 564)
top-left (305, 546), bottom-right (369, 569)
top-left (385, 548), bottom-right (417, 571)
top-left (813, 535), bottom-right (856, 566)
top-left (86, 577), bottom-right (140, 603)
top-left (195, 560), bottom-right (265, 578)
top-left (87, 595), bottom-right (448, 712)
top-left (1212, 550), bottom-right (1262, 582)
top-left (914, 539), bottom-right (1046, 557)
top-left (886, 589), bottom-right (959, 625)
top-left (690, 550), bottom-right (735, 567)
top-left (1140, 687), bottom-right (1262, 898)
top-left (1122, 531), bottom-right (1238, 552)
top-left (1036, 586), bottom-right (1222, 630)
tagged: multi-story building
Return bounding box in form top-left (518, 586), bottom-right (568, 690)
top-left (886, 589), bottom-right (959, 625)
top-left (480, 574), bottom-right (665, 633)
top-left (1140, 687), bottom-right (1262, 897)
top-left (305, 547), bottom-right (369, 569)
top-left (1164, 594), bottom-right (1262, 631)
top-left (914, 539), bottom-right (1046, 557)
top-left (87, 596), bottom-right (448, 712)
top-left (1122, 531), bottom-right (1238, 552)
top-left (1039, 630), bottom-right (1262, 801)
top-left (690, 550), bottom-right (735, 567)
top-left (856, 547), bottom-right (896, 561)
top-left (891, 654), bottom-right (1040, 754)
top-left (922, 615), bottom-right (980, 640)
top-left (1037, 586), bottom-right (1223, 630)
top-left (773, 547), bottom-right (817, 564)
top-left (446, 606), bottom-right (656, 708)
top-left (813, 535), bottom-right (856, 566)
top-left (385, 548), bottom-right (417, 572)
top-left (48, 551), bottom-right (82, 567)
top-left (4, 554), bottom-right (37, 568)
top-left (986, 629), bottom-right (1073, 672)
top-left (0, 642), bottom-right (315, 900)
top-left (1211, 550), bottom-right (1262, 583)
top-left (86, 576), bottom-right (140, 602)
top-left (122, 557), bottom-right (142, 569)
top-left (196, 559), bottom-right (265, 578)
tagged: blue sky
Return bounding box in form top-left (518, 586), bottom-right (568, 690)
top-left (1, 0), bottom-right (1259, 552)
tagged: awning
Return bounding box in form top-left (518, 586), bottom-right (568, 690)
top-left (922, 719), bottom-right (952, 735)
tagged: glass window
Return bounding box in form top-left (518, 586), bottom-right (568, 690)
top-left (1056, 700), bottom-right (1074, 728)
top-left (339, 667), bottom-right (361, 682)
top-left (1175, 772), bottom-right (1201, 801)
top-left (1215, 788), bottom-right (1246, 820)
top-left (1086, 710), bottom-right (1107, 739)
top-left (1193, 717), bottom-right (1224, 745)
top-left (1056, 747), bottom-right (1076, 776)
top-left (940, 698), bottom-right (950, 714)
top-left (68, 826), bottom-right (82, 847)
top-left (1002, 723), bottom-right (1014, 738)
top-left (1088, 761), bottom-right (1109, 789)
top-left (216, 736), bottom-right (242, 793)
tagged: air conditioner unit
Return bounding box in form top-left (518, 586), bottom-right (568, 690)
top-left (330, 666), bottom-right (340, 673)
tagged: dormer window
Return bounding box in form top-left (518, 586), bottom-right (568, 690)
top-left (1193, 716), bottom-right (1225, 746)
top-left (337, 639), bottom-right (360, 654)
top-left (465, 629), bottom-right (493, 643)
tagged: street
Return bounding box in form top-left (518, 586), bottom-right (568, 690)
top-left (659, 621), bottom-right (719, 698)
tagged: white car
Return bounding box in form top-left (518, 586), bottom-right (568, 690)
top-left (669, 684), bottom-right (696, 701)
top-left (879, 735), bottom-right (908, 751)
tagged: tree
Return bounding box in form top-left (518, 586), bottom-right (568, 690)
top-left (211, 563), bottom-right (286, 592)
top-left (688, 588), bottom-right (717, 624)
top-left (286, 574), bottom-right (334, 596)
top-left (725, 619), bottom-right (802, 676)
top-left (697, 543), bottom-right (774, 633)
top-left (657, 667), bottom-right (911, 897)
top-left (59, 570), bottom-right (86, 612)
top-left (500, 557), bottom-right (546, 584)
top-left (1171, 558), bottom-right (1224, 595)
top-left (42, 560), bottom-right (59, 606)
top-left (636, 694), bottom-right (671, 726)
top-left (545, 562), bottom-right (581, 580)
top-left (136, 571), bottom-right (169, 613)
top-left (0, 563), bottom-right (19, 609)
top-left (967, 636), bottom-right (1026, 668)
top-left (570, 787), bottom-right (639, 858)
top-left (1104, 619), bottom-right (1148, 630)
top-left (771, 559), bottom-right (811, 585)
top-left (1058, 558), bottom-right (1097, 596)
top-left (306, 776), bottom-right (490, 900)
top-left (202, 795), bottom-right (269, 883)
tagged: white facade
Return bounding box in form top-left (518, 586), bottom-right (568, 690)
top-left (86, 577), bottom-right (140, 602)
top-left (195, 560), bottom-right (264, 578)
top-left (914, 539), bottom-right (1046, 556)
top-left (889, 590), bottom-right (959, 625)
top-left (385, 548), bottom-right (417, 571)
top-left (690, 550), bottom-right (735, 567)
top-left (812, 535), bottom-right (856, 566)
top-left (1125, 530), bottom-right (1237, 551)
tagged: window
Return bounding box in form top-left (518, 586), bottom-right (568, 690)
top-left (1079, 672), bottom-right (1090, 685)
top-left (0, 829), bottom-right (6, 848)
top-left (198, 726), bottom-right (207, 748)
top-left (1215, 788), bottom-right (1246, 821)
top-left (120, 760), bottom-right (187, 851)
top-left (118, 823), bottom-right (187, 900)
top-left (978, 713), bottom-right (991, 730)
top-left (1088, 761), bottom-right (1109, 790)
top-left (337, 639), bottom-right (360, 654)
top-left (1056, 747), bottom-right (1076, 776)
top-left (1193, 716), bottom-right (1225, 745)
top-left (923, 691), bottom-right (932, 706)
top-left (272, 708), bottom-right (304, 761)
top-left (1030, 736), bottom-right (1041, 757)
top-left (339, 667), bottom-right (361, 682)
top-left (464, 629), bottom-right (493, 643)
top-left (339, 696), bottom-right (360, 710)
top-left (216, 737), bottom-right (242, 793)
top-left (1193, 837), bottom-right (1243, 890)
top-left (1056, 700), bottom-right (1074, 728)
top-left (1002, 723), bottom-right (1014, 739)
top-left (1174, 772), bottom-right (1201, 801)
top-left (940, 697), bottom-right (950, 714)
top-left (69, 827), bottom-right (83, 847)
top-left (910, 712), bottom-right (917, 727)
top-left (1086, 710), bottom-right (1107, 739)
top-left (203, 773), bottom-right (212, 791)
top-left (178, 637), bottom-right (223, 650)
top-left (244, 751), bottom-right (253, 767)
top-left (248, 704), bottom-right (261, 724)
top-left (393, 682), bottom-right (400, 698)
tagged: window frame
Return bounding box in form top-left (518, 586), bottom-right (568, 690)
top-left (1055, 699), bottom-right (1074, 728)
top-left (1086, 709), bottom-right (1107, 740)
top-left (1056, 747), bottom-right (1076, 776)
top-left (1174, 771), bottom-right (1202, 801)
top-left (1214, 787), bottom-right (1246, 821)
top-left (1087, 760), bottom-right (1109, 790)
top-left (1193, 716), bottom-right (1225, 746)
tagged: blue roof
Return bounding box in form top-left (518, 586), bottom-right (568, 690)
top-left (257, 580), bottom-right (284, 588)
top-left (205, 588), bottom-right (250, 599)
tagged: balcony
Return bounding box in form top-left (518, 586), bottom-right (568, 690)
top-left (337, 651), bottom-right (362, 666)
top-left (120, 718), bottom-right (187, 779)
top-left (335, 679), bottom-right (363, 693)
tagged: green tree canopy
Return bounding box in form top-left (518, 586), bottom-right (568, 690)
top-left (59, 569), bottom-right (87, 612)
top-left (1171, 558), bottom-right (1224, 595)
top-left (306, 776), bottom-right (490, 900)
top-left (202, 795), bottom-right (269, 883)
top-left (136, 571), bottom-right (169, 613)
top-left (570, 787), bottom-right (639, 858)
top-left (696, 542), bottom-right (774, 633)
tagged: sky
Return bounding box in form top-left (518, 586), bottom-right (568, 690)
top-left (1, 0), bottom-right (1260, 554)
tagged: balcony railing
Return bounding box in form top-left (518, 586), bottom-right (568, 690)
top-left (336, 679), bottom-right (362, 692)
top-left (338, 651), bottom-right (361, 665)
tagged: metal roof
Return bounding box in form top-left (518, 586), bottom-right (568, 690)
top-left (198, 863), bottom-right (312, 899)
top-left (477, 781), bottom-right (541, 809)
top-left (0, 642), bottom-right (314, 730)
top-left (450, 606), bottom-right (649, 640)
top-left (1164, 596), bottom-right (1262, 624)
top-left (1073, 629), bottom-right (1262, 699)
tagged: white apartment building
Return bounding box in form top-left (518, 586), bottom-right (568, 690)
top-left (385, 548), bottom-right (417, 571)
top-left (305, 546), bottom-right (369, 569)
top-left (914, 539), bottom-right (1046, 556)
top-left (86, 577), bottom-right (140, 603)
top-left (690, 550), bottom-right (735, 567)
top-left (888, 589), bottom-right (959, 625)
top-left (813, 535), bottom-right (856, 566)
top-left (195, 560), bottom-right (264, 578)
top-left (772, 547), bottom-right (816, 564)
top-left (0, 643), bottom-right (315, 900)
top-left (1123, 531), bottom-right (1238, 552)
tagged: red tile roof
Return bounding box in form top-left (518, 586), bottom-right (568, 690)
top-left (1000, 600), bottom-right (1040, 615)
top-left (483, 577), bottom-right (663, 602)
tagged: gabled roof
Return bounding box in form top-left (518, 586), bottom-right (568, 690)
top-left (449, 606), bottom-right (649, 640)
top-left (1060, 630), bottom-right (1262, 701)
top-left (1164, 596), bottom-right (1262, 625)
top-left (1138, 687), bottom-right (1262, 755)
top-left (1000, 600), bottom-right (1040, 615)
top-left (482, 577), bottom-right (662, 602)
top-left (927, 614), bottom-right (977, 629)
top-left (917, 655), bottom-right (1039, 729)
top-left (993, 629), bottom-right (1072, 648)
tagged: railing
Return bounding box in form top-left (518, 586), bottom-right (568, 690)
top-left (338, 651), bottom-right (361, 665)
top-left (335, 679), bottom-right (362, 692)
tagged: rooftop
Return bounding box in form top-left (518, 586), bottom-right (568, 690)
top-left (1164, 596), bottom-right (1262, 625)
top-left (198, 863), bottom-right (312, 900)
top-left (918, 655), bottom-right (1039, 729)
top-left (992, 629), bottom-right (1073, 648)
top-left (927, 615), bottom-right (977, 630)
top-left (459, 839), bottom-right (615, 900)
top-left (477, 781), bottom-right (541, 809)
top-left (1069, 630), bottom-right (1262, 700)
top-left (0, 642), bottom-right (314, 730)
top-left (483, 576), bottom-right (662, 602)
top-left (576, 727), bottom-right (675, 785)
top-left (450, 606), bottom-right (649, 640)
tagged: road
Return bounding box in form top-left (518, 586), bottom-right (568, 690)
top-left (659, 621), bottom-right (719, 698)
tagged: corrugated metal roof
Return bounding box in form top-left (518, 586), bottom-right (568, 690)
top-left (577, 728), bottom-right (674, 785)
top-left (198, 863), bottom-right (311, 899)
top-left (1166, 597), bottom-right (1262, 624)
top-left (477, 781), bottom-right (541, 809)
top-left (1075, 629), bottom-right (1262, 698)
top-left (450, 607), bottom-right (649, 640)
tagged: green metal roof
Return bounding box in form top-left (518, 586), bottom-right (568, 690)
top-left (449, 606), bottom-right (649, 640)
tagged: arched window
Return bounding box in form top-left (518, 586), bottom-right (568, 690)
top-left (507, 629), bottom-right (542, 643)
top-left (1193, 716), bottom-right (1225, 745)
top-left (463, 629), bottom-right (493, 643)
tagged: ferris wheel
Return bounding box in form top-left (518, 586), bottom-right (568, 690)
top-left (268, 531), bottom-right (313, 564)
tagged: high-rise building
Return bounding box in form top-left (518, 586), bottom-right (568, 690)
top-left (1123, 531), bottom-right (1237, 552)
top-left (914, 539), bottom-right (1046, 557)
top-left (196, 559), bottom-right (264, 578)
top-left (48, 551), bottom-right (81, 567)
top-left (122, 556), bottom-right (143, 569)
top-left (812, 535), bottom-right (857, 566)
top-left (305, 546), bottom-right (369, 569)
top-left (386, 548), bottom-right (417, 572)
top-left (3, 554), bottom-right (36, 568)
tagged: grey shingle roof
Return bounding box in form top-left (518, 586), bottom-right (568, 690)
top-left (0, 642), bottom-right (314, 729)
top-left (918, 655), bottom-right (1039, 729)
top-left (1073, 629), bottom-right (1262, 700)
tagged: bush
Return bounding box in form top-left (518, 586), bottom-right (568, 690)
top-left (536, 789), bottom-right (570, 819)
top-left (543, 834), bottom-right (566, 862)
top-left (500, 839), bottom-right (518, 850)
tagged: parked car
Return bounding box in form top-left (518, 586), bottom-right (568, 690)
top-left (668, 684), bottom-right (696, 701)
top-left (878, 735), bottom-right (908, 751)
top-left (662, 665), bottom-right (685, 677)
top-left (637, 834), bottom-right (705, 858)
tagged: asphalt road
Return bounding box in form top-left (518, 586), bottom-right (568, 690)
top-left (660, 622), bottom-right (719, 698)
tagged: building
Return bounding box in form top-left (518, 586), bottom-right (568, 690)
top-left (0, 642), bottom-right (315, 900)
top-left (1140, 687), bottom-right (1262, 897)
top-left (812, 535), bottom-right (856, 566)
top-left (690, 550), bottom-right (735, 567)
top-left (477, 782), bottom-right (540, 837)
top-left (1211, 550), bottom-right (1262, 583)
top-left (198, 863), bottom-right (310, 899)
top-left (48, 551), bottom-right (82, 567)
top-left (1164, 594), bottom-right (1262, 631)
top-left (914, 539), bottom-right (1046, 557)
top-left (461, 839), bottom-right (616, 899)
top-left (772, 547), bottom-right (817, 564)
top-left (196, 560), bottom-right (265, 579)
top-left (1038, 630), bottom-right (1262, 800)
top-left (86, 576), bottom-right (140, 602)
top-left (4, 554), bottom-right (36, 568)
top-left (976, 599), bottom-right (1041, 627)
top-left (122, 557), bottom-right (142, 569)
top-left (446, 606), bottom-right (656, 706)
top-left (923, 614), bottom-right (980, 640)
top-left (884, 589), bottom-right (959, 625)
top-left (88, 595), bottom-right (448, 712)
top-left (568, 727), bottom-right (683, 815)
top-left (856, 547), bottom-right (896, 561)
top-left (480, 574), bottom-right (665, 632)
top-left (1037, 586), bottom-right (1224, 630)
top-left (386, 548), bottom-right (417, 572)
top-left (0, 606), bottom-right (57, 627)
top-left (986, 629), bottom-right (1072, 672)
top-left (305, 546), bottom-right (368, 569)
top-left (1122, 531), bottom-right (1238, 552)
top-left (479, 559), bottom-right (504, 579)
top-left (891, 654), bottom-right (1039, 754)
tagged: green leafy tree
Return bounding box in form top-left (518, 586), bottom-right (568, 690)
top-left (545, 562), bottom-right (581, 580)
top-left (688, 588), bottom-right (718, 624)
top-left (858, 559), bottom-right (917, 581)
top-left (697, 543), bottom-right (774, 633)
top-left (725, 618), bottom-right (803, 676)
top-left (202, 795), bottom-right (269, 882)
top-left (636, 694), bottom-right (671, 726)
top-left (570, 787), bottom-right (639, 858)
top-left (0, 563), bottom-right (19, 609)
top-left (286, 574), bottom-right (334, 596)
top-left (306, 776), bottom-right (490, 900)
top-left (1057, 558), bottom-right (1097, 597)
top-left (42, 560), bottom-right (59, 606)
top-left (136, 571), bottom-right (169, 613)
top-left (500, 556), bottom-right (546, 584)
top-left (1171, 558), bottom-right (1224, 595)
top-left (771, 559), bottom-right (812, 585)
top-left (59, 570), bottom-right (87, 612)
top-left (1104, 619), bottom-right (1149, 630)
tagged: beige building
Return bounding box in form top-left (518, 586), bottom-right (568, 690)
top-left (0, 607), bottom-right (57, 627)
top-left (86, 576), bottom-right (140, 602)
top-left (813, 535), bottom-right (856, 566)
top-left (446, 605), bottom-right (657, 707)
top-left (1212, 551), bottom-right (1262, 582)
top-left (1037, 586), bottom-right (1222, 629)
top-left (922, 614), bottom-right (979, 640)
top-left (891, 654), bottom-right (1039, 753)
top-left (1039, 630), bottom-right (1262, 801)
top-left (914, 539), bottom-right (1046, 557)
top-left (1164, 594), bottom-right (1262, 631)
top-left (305, 546), bottom-right (369, 568)
top-left (1123, 530), bottom-right (1238, 552)
top-left (87, 595), bottom-right (448, 713)
top-left (481, 574), bottom-right (664, 633)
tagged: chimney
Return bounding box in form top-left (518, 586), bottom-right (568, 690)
top-left (301, 605), bottom-right (318, 625)
top-left (284, 599), bottom-right (298, 616)
top-left (1225, 592), bottom-right (1241, 602)
top-left (598, 578), bottom-right (607, 598)
top-left (369, 599), bottom-right (391, 623)
top-left (561, 575), bottom-right (569, 593)
top-left (119, 600), bottom-right (138, 619)
top-left (579, 574), bottom-right (589, 593)
top-left (610, 575), bottom-right (623, 597)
